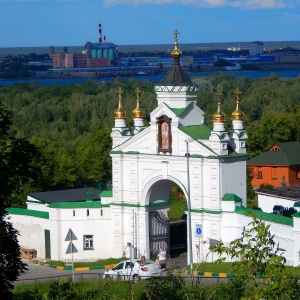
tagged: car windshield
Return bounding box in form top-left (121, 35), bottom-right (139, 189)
top-left (125, 262), bottom-right (134, 268)
top-left (114, 262), bottom-right (124, 270)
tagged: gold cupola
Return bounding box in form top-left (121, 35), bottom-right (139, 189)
top-left (171, 29), bottom-right (182, 61)
top-left (114, 87), bottom-right (126, 119)
top-left (132, 87), bottom-right (145, 118)
top-left (213, 90), bottom-right (226, 122)
top-left (232, 88), bottom-right (244, 120)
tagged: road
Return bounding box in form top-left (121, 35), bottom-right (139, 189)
top-left (15, 261), bottom-right (105, 285)
top-left (16, 253), bottom-right (226, 286)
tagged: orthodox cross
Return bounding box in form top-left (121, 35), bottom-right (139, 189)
top-left (173, 29), bottom-right (180, 44)
top-left (135, 87), bottom-right (141, 101)
top-left (235, 88), bottom-right (241, 102)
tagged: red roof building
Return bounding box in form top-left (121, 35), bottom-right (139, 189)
top-left (247, 142), bottom-right (300, 189)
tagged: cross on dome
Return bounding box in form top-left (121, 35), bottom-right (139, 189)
top-left (213, 90), bottom-right (226, 122)
top-left (132, 87), bottom-right (144, 118)
top-left (232, 88), bottom-right (244, 120)
top-left (114, 87), bottom-right (126, 119)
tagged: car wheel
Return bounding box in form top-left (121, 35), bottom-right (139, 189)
top-left (105, 275), bottom-right (112, 280)
top-left (133, 274), bottom-right (139, 283)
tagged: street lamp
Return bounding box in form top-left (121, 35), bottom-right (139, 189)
top-left (185, 137), bottom-right (194, 279)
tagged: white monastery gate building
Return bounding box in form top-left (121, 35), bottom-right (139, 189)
top-left (7, 31), bottom-right (300, 266)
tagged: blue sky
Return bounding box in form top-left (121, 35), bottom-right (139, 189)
top-left (0, 0), bottom-right (299, 47)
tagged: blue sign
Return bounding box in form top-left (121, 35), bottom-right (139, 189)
top-left (195, 224), bottom-right (202, 238)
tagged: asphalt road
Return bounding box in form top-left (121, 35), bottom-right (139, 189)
top-left (15, 253), bottom-right (190, 285)
top-left (15, 261), bottom-right (105, 285)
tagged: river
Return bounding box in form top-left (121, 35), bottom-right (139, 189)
top-left (1, 69), bottom-right (300, 86)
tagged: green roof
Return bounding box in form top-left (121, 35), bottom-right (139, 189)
top-left (235, 206), bottom-right (293, 226)
top-left (247, 141), bottom-right (300, 166)
top-left (167, 102), bottom-right (194, 117)
top-left (6, 208), bottom-right (49, 219)
top-left (100, 190), bottom-right (113, 197)
top-left (179, 124), bottom-right (212, 140)
top-left (49, 201), bottom-right (104, 208)
top-left (169, 107), bottom-right (187, 116)
top-left (222, 193), bottom-right (243, 202)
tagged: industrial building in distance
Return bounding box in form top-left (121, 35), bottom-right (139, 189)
top-left (47, 24), bottom-right (300, 77)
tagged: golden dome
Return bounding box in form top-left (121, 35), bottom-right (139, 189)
top-left (132, 87), bottom-right (145, 118)
top-left (114, 87), bottom-right (126, 119)
top-left (213, 90), bottom-right (226, 122)
top-left (171, 29), bottom-right (182, 59)
top-left (232, 88), bottom-right (244, 120)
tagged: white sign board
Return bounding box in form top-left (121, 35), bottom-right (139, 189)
top-left (195, 224), bottom-right (202, 238)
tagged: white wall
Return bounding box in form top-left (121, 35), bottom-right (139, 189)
top-left (8, 214), bottom-right (48, 259)
top-left (258, 194), bottom-right (296, 213)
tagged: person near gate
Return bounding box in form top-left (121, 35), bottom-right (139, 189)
top-left (157, 248), bottom-right (167, 271)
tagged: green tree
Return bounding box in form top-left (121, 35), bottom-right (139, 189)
top-left (75, 129), bottom-right (112, 187)
top-left (0, 106), bottom-right (40, 299)
top-left (213, 216), bottom-right (299, 300)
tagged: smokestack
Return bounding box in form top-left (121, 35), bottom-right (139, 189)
top-left (98, 23), bottom-right (102, 43)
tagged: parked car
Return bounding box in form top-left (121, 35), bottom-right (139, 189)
top-left (103, 259), bottom-right (162, 282)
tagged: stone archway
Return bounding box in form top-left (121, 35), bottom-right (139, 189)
top-left (143, 178), bottom-right (188, 260)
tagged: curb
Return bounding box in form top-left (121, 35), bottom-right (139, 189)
top-left (184, 270), bottom-right (236, 278)
top-left (34, 261), bottom-right (116, 271)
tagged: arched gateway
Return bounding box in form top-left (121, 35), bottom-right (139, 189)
top-left (102, 29), bottom-right (248, 264)
top-left (8, 31), bottom-right (300, 267)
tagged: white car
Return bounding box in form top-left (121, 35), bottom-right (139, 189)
top-left (103, 259), bottom-right (162, 282)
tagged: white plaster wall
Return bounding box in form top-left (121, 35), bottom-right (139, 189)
top-left (8, 214), bottom-right (48, 259)
top-left (293, 217), bottom-right (300, 267)
top-left (258, 194), bottom-right (296, 213)
top-left (221, 159), bottom-right (247, 206)
top-left (155, 90), bottom-right (197, 108)
top-left (27, 202), bottom-right (49, 212)
top-left (48, 207), bottom-right (113, 262)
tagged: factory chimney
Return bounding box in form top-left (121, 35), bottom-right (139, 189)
top-left (98, 23), bottom-right (102, 43)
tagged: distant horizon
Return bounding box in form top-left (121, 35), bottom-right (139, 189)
top-left (1, 40), bottom-right (300, 49)
top-left (1, 40), bottom-right (300, 56)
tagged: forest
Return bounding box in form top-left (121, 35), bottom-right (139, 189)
top-left (1, 73), bottom-right (300, 206)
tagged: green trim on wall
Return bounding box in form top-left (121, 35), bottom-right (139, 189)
top-left (110, 150), bottom-right (123, 154)
top-left (6, 208), bottom-right (49, 219)
top-left (49, 202), bottom-right (107, 209)
top-left (125, 151), bottom-right (140, 154)
top-left (110, 201), bottom-right (171, 208)
top-left (222, 193), bottom-right (243, 202)
top-left (235, 206), bottom-right (293, 226)
top-left (292, 211), bottom-right (300, 218)
top-left (190, 209), bottom-right (222, 214)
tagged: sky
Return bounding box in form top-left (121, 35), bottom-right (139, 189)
top-left (0, 0), bottom-right (299, 48)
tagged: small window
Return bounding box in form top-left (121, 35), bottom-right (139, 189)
top-left (83, 235), bottom-right (94, 250)
top-left (271, 167), bottom-right (277, 179)
top-left (73, 210), bottom-right (75, 217)
top-left (257, 167), bottom-right (263, 179)
top-left (87, 209), bottom-right (89, 217)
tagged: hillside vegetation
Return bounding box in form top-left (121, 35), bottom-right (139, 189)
top-left (0, 74), bottom-right (300, 205)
